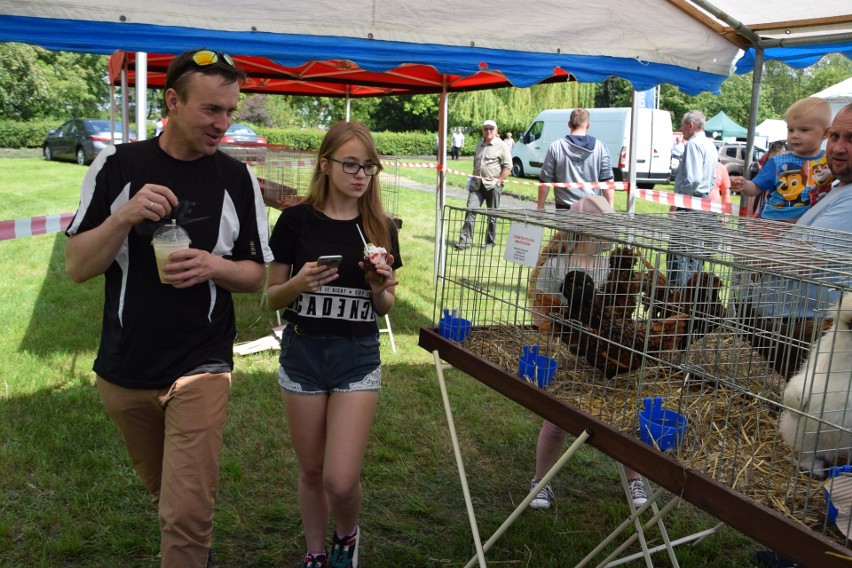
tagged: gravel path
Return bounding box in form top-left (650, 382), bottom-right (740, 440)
top-left (396, 175), bottom-right (535, 210)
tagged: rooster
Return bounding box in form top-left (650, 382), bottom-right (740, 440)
top-left (561, 269), bottom-right (689, 378)
top-left (640, 270), bottom-right (727, 349)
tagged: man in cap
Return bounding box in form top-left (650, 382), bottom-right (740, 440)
top-left (456, 119), bottom-right (512, 249)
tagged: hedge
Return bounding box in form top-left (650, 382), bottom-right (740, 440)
top-left (0, 120), bottom-right (465, 157)
top-left (259, 127), bottom-right (451, 157)
top-left (0, 120), bottom-right (59, 149)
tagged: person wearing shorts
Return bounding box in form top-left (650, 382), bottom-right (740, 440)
top-left (266, 121), bottom-right (402, 568)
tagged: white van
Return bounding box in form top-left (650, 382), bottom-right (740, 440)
top-left (511, 108), bottom-right (674, 188)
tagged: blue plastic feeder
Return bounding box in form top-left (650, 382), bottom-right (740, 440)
top-left (535, 355), bottom-right (558, 387)
top-left (438, 310), bottom-right (472, 342)
top-left (518, 345), bottom-right (538, 378)
top-left (518, 345), bottom-right (558, 388)
top-left (639, 397), bottom-right (688, 452)
top-left (826, 465), bottom-right (852, 524)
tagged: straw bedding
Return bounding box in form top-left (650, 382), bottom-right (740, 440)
top-left (462, 324), bottom-right (844, 544)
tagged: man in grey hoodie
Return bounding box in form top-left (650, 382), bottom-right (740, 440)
top-left (536, 108), bottom-right (615, 210)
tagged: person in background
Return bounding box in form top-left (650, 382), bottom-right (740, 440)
top-left (504, 131), bottom-right (515, 151)
top-left (670, 135), bottom-right (685, 179)
top-left (666, 110), bottom-right (717, 287)
top-left (64, 49), bottom-right (272, 567)
top-left (455, 119), bottom-right (511, 250)
top-left (537, 108), bottom-right (614, 211)
top-left (758, 139), bottom-right (790, 169)
top-left (672, 136), bottom-right (685, 161)
top-left (731, 97), bottom-right (833, 222)
top-left (527, 195), bottom-right (648, 510)
top-left (266, 121), bottom-right (402, 568)
top-left (711, 160), bottom-right (731, 204)
top-left (451, 127), bottom-right (465, 160)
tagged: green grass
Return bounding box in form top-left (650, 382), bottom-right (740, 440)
top-left (0, 157), bottom-right (761, 566)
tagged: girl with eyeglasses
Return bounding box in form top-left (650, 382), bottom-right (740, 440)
top-left (265, 121), bottom-right (402, 568)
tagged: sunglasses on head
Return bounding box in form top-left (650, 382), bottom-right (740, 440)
top-left (165, 49), bottom-right (240, 93)
top-left (191, 50), bottom-right (235, 68)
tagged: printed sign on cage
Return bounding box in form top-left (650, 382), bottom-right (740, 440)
top-left (504, 222), bottom-right (545, 267)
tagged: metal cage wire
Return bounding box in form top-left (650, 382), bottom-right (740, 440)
top-left (220, 144), bottom-right (401, 218)
top-left (434, 204), bottom-right (852, 551)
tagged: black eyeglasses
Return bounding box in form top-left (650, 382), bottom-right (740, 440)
top-left (327, 157), bottom-right (381, 176)
top-left (191, 50), bottom-right (235, 68)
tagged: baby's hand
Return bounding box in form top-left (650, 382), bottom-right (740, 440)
top-left (730, 176), bottom-right (745, 192)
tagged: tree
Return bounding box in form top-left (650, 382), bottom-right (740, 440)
top-left (449, 82), bottom-right (595, 136)
top-left (368, 95), bottom-right (440, 131)
top-left (236, 94), bottom-right (273, 126)
top-left (802, 53), bottom-right (852, 96)
top-left (0, 43), bottom-right (54, 120)
top-left (0, 43), bottom-right (111, 121)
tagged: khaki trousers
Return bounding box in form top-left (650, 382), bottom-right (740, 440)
top-left (97, 373), bottom-right (231, 567)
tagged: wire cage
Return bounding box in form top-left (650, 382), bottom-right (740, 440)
top-left (422, 204), bottom-right (852, 565)
top-left (221, 144), bottom-right (401, 221)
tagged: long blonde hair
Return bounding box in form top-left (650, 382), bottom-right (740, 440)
top-left (305, 121), bottom-right (392, 250)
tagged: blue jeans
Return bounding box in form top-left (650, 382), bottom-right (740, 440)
top-left (278, 325), bottom-right (382, 394)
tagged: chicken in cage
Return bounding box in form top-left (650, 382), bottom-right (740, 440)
top-left (424, 203), bottom-right (852, 564)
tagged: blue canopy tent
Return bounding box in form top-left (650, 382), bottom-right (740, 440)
top-left (2, 0), bottom-right (851, 258)
top-left (0, 0), bottom-right (745, 279)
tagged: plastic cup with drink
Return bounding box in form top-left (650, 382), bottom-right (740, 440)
top-left (152, 220), bottom-right (191, 284)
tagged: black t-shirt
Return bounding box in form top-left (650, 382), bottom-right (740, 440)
top-left (269, 203), bottom-right (402, 336)
top-left (66, 138), bottom-right (271, 389)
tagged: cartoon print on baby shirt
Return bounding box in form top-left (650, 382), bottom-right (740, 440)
top-left (772, 163), bottom-right (809, 209)
top-left (804, 155), bottom-right (834, 207)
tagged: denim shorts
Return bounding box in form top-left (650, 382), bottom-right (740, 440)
top-left (277, 325), bottom-right (382, 394)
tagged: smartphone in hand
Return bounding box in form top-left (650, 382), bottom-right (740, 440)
top-left (317, 255), bottom-right (343, 268)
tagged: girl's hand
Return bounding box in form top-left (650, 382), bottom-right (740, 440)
top-left (295, 261), bottom-right (339, 293)
top-left (361, 253), bottom-right (398, 291)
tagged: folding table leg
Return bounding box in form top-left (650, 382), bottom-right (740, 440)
top-left (432, 350), bottom-right (487, 567)
top-left (380, 314), bottom-right (396, 352)
top-left (463, 428), bottom-right (593, 568)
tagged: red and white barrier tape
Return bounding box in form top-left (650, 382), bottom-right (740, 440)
top-left (0, 213), bottom-right (74, 241)
top-left (426, 161), bottom-right (730, 213)
top-left (633, 189), bottom-right (733, 214)
top-left (433, 162), bottom-right (630, 191)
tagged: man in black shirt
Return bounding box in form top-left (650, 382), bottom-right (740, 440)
top-left (65, 49), bottom-right (272, 567)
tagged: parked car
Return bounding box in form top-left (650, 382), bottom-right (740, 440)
top-left (219, 123), bottom-right (268, 162)
top-left (43, 119), bottom-right (136, 165)
top-left (718, 142), bottom-right (764, 180)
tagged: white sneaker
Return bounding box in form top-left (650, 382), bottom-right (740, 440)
top-left (628, 478), bottom-right (648, 506)
top-left (529, 479), bottom-right (554, 509)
